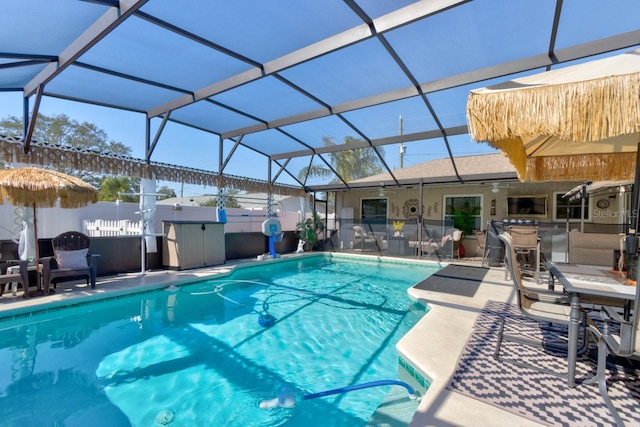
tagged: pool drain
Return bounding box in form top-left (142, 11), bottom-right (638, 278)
top-left (155, 409), bottom-right (175, 425)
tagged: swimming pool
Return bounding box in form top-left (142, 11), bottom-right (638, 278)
top-left (0, 255), bottom-right (438, 426)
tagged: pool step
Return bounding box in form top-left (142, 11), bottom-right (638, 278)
top-left (366, 385), bottom-right (420, 427)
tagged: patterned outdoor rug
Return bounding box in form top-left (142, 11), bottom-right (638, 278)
top-left (447, 301), bottom-right (640, 426)
top-left (413, 264), bottom-right (488, 297)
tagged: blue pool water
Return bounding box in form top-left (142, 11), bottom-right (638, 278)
top-left (0, 255), bottom-right (437, 426)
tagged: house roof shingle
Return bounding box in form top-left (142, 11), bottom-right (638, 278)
top-left (348, 153), bottom-right (518, 188)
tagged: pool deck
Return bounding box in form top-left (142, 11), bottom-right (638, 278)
top-left (0, 253), bottom-right (544, 426)
top-left (403, 258), bottom-right (547, 427)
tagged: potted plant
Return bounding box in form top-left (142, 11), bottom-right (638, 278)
top-left (452, 201), bottom-right (480, 236)
top-left (392, 220), bottom-right (405, 237)
top-left (295, 211), bottom-right (325, 251)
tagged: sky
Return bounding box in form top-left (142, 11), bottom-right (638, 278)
top-left (0, 90), bottom-right (496, 197)
top-left (1, 0), bottom-right (637, 197)
top-left (0, 91), bottom-right (247, 197)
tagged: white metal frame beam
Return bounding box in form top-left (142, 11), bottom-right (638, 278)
top-left (223, 30), bottom-right (640, 141)
top-left (10, 1), bottom-right (638, 191)
top-left (269, 125), bottom-right (468, 161)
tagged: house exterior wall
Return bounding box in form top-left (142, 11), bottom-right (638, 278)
top-left (337, 181), bottom-right (627, 232)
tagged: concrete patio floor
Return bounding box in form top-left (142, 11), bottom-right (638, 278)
top-left (403, 258), bottom-right (548, 427)
top-left (0, 253), bottom-right (558, 426)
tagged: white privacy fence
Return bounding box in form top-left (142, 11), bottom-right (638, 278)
top-left (83, 220), bottom-right (143, 237)
top-left (0, 199), bottom-right (314, 240)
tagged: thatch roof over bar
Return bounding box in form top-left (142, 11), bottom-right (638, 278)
top-left (466, 49), bottom-right (640, 182)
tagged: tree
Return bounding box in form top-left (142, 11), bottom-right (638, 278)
top-left (198, 198), bottom-right (218, 208)
top-left (0, 113), bottom-right (133, 185)
top-left (199, 189), bottom-right (243, 208)
top-left (99, 176), bottom-right (138, 202)
top-left (157, 186), bottom-right (177, 199)
top-left (297, 136), bottom-right (385, 183)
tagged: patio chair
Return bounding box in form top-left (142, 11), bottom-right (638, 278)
top-left (585, 273), bottom-right (640, 427)
top-left (473, 230), bottom-right (488, 266)
top-left (440, 228), bottom-right (463, 259)
top-left (352, 226), bottom-right (378, 251)
top-left (42, 231), bottom-right (100, 294)
top-left (486, 220), bottom-right (506, 267)
top-left (507, 225), bottom-right (540, 280)
top-left (494, 232), bottom-right (590, 375)
top-left (414, 227), bottom-right (442, 259)
top-left (0, 259), bottom-right (29, 298)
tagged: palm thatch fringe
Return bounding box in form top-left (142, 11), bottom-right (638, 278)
top-left (0, 189), bottom-right (98, 209)
top-left (467, 73), bottom-right (640, 144)
top-left (483, 138), bottom-right (528, 180)
top-left (0, 136), bottom-right (306, 197)
top-left (0, 168), bottom-right (98, 208)
top-left (525, 152), bottom-right (635, 182)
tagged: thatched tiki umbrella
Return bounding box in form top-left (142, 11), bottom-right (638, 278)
top-left (0, 167), bottom-right (98, 274)
top-left (466, 48), bottom-right (640, 231)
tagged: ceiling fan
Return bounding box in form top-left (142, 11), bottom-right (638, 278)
top-left (378, 183), bottom-right (401, 197)
top-left (490, 183), bottom-right (510, 193)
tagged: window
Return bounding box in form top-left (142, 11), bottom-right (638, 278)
top-left (554, 192), bottom-right (591, 221)
top-left (444, 195), bottom-right (482, 235)
top-left (361, 198), bottom-right (387, 229)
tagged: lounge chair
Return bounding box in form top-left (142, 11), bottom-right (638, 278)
top-left (0, 259), bottom-right (29, 298)
top-left (42, 231), bottom-right (100, 294)
top-left (585, 270), bottom-right (640, 427)
top-left (494, 232), bottom-right (590, 375)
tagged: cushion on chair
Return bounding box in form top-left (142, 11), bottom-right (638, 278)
top-left (55, 248), bottom-right (89, 269)
top-left (441, 229), bottom-right (462, 244)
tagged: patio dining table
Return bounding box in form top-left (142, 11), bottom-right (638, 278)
top-left (546, 261), bottom-right (636, 387)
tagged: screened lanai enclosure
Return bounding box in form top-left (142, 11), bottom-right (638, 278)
top-left (1, 1), bottom-right (639, 262)
top-left (1, 0), bottom-right (638, 190)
